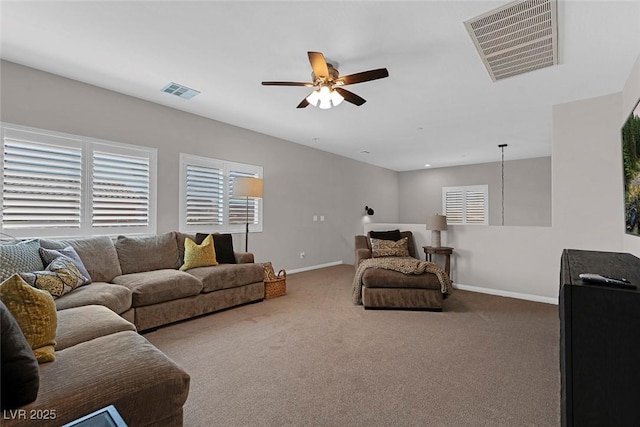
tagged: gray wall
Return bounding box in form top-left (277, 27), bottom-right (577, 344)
top-left (0, 60), bottom-right (400, 269)
top-left (398, 157), bottom-right (552, 226)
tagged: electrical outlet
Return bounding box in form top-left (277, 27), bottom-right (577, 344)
top-left (313, 215), bottom-right (318, 222)
top-left (320, 215), bottom-right (325, 222)
top-left (300, 251), bottom-right (305, 259)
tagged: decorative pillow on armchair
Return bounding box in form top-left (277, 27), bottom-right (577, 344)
top-left (369, 229), bottom-right (402, 242)
top-left (370, 237), bottom-right (410, 258)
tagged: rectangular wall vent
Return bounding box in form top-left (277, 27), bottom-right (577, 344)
top-left (464, 0), bottom-right (558, 81)
top-left (161, 82), bottom-right (200, 99)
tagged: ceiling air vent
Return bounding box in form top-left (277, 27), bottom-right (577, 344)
top-left (161, 82), bottom-right (200, 99)
top-left (464, 0), bottom-right (558, 81)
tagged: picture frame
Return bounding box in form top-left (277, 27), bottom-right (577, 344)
top-left (623, 98), bottom-right (640, 236)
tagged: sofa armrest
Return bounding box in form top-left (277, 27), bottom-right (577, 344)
top-left (355, 235), bottom-right (372, 266)
top-left (234, 252), bottom-right (254, 264)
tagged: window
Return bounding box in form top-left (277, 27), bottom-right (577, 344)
top-left (179, 153), bottom-right (262, 234)
top-left (442, 185), bottom-right (488, 225)
top-left (1, 123), bottom-right (157, 238)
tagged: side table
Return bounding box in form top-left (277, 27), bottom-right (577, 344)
top-left (423, 246), bottom-right (453, 277)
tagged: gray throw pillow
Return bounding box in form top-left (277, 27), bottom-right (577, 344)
top-left (39, 246), bottom-right (92, 285)
top-left (0, 240), bottom-right (44, 282)
top-left (0, 301), bottom-right (39, 409)
top-left (115, 232), bottom-right (180, 274)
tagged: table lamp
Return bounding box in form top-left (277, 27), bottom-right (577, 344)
top-left (426, 214), bottom-right (447, 248)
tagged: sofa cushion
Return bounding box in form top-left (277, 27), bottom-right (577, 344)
top-left (362, 267), bottom-right (442, 290)
top-left (115, 232), bottom-right (180, 275)
top-left (40, 236), bottom-right (122, 283)
top-left (175, 232), bottom-right (194, 265)
top-left (31, 330), bottom-right (190, 427)
top-left (0, 301), bottom-right (39, 409)
top-left (112, 270), bottom-right (203, 307)
top-left (187, 263), bottom-right (264, 293)
top-left (54, 282), bottom-right (132, 315)
top-left (196, 233), bottom-right (237, 264)
top-left (0, 240), bottom-right (44, 282)
top-left (20, 257), bottom-right (86, 298)
top-left (39, 246), bottom-right (92, 285)
top-left (0, 274), bottom-right (57, 363)
top-left (370, 237), bottom-right (410, 258)
top-left (180, 234), bottom-right (217, 271)
top-left (55, 305), bottom-right (136, 351)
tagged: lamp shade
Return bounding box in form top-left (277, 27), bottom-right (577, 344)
top-left (232, 177), bottom-right (263, 199)
top-left (426, 214), bottom-right (447, 231)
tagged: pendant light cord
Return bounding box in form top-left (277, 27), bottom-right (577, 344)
top-left (499, 144), bottom-right (507, 226)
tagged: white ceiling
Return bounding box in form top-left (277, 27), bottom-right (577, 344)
top-left (1, 0), bottom-right (639, 171)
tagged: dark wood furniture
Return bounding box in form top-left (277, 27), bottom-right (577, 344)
top-left (559, 249), bottom-right (640, 427)
top-left (423, 246), bottom-right (453, 277)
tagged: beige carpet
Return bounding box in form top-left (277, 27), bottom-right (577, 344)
top-left (145, 264), bottom-right (560, 427)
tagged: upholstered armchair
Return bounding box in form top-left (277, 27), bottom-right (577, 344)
top-left (353, 230), bottom-right (450, 311)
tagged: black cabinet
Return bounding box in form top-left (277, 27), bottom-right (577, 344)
top-left (559, 249), bottom-right (640, 427)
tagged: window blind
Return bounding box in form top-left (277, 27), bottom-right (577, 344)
top-left (2, 135), bottom-right (82, 230)
top-left (1, 123), bottom-right (157, 238)
top-left (184, 164), bottom-right (224, 226)
top-left (92, 151), bottom-right (150, 227)
top-left (179, 153), bottom-right (262, 233)
top-left (444, 190), bottom-right (464, 225)
top-left (443, 185), bottom-right (488, 225)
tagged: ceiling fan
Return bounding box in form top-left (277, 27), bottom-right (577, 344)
top-left (262, 51), bottom-right (389, 109)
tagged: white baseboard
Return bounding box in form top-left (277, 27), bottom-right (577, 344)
top-left (287, 261), bottom-right (344, 275)
top-left (453, 283), bottom-right (558, 305)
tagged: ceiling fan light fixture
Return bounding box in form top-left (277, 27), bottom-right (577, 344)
top-left (306, 85), bottom-right (344, 109)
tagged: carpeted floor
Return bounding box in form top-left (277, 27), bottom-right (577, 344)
top-left (145, 264), bottom-right (560, 427)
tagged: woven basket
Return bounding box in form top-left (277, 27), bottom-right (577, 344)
top-left (264, 270), bottom-right (286, 299)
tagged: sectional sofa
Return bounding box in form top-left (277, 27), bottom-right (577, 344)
top-left (0, 231), bottom-right (266, 426)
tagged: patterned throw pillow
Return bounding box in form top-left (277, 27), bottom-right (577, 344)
top-left (180, 234), bottom-right (218, 271)
top-left (371, 237), bottom-right (410, 258)
top-left (39, 246), bottom-right (92, 285)
top-left (0, 274), bottom-right (57, 363)
top-left (20, 257), bottom-right (86, 299)
top-left (0, 240), bottom-right (44, 282)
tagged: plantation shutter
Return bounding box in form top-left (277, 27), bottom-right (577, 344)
top-left (443, 185), bottom-right (488, 225)
top-left (444, 190), bottom-right (464, 225)
top-left (92, 150), bottom-right (150, 227)
top-left (184, 164), bottom-right (224, 226)
top-left (465, 190), bottom-right (486, 224)
top-left (2, 131), bottom-right (82, 230)
top-left (228, 170), bottom-right (259, 225)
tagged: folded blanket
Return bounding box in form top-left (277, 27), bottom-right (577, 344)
top-left (352, 257), bottom-right (452, 305)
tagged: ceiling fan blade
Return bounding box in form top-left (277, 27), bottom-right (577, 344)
top-left (308, 51), bottom-right (330, 79)
top-left (262, 81), bottom-right (314, 87)
top-left (335, 88), bottom-right (366, 106)
top-left (339, 68), bottom-right (389, 86)
top-left (296, 98), bottom-right (310, 108)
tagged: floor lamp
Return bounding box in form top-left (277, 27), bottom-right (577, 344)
top-left (232, 177), bottom-right (263, 252)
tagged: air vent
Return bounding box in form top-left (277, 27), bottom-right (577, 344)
top-left (161, 82), bottom-right (200, 99)
top-left (464, 0), bottom-right (558, 81)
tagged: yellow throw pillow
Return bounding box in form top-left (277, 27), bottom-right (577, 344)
top-left (180, 234), bottom-right (218, 271)
top-left (0, 274), bottom-right (57, 363)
